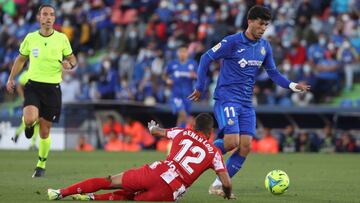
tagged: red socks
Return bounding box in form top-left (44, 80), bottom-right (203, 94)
top-left (60, 177), bottom-right (111, 197)
top-left (93, 189), bottom-right (134, 200)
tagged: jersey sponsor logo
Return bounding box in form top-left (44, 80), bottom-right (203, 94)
top-left (211, 43), bottom-right (221, 52)
top-left (174, 71), bottom-right (191, 78)
top-left (238, 58), bottom-right (247, 68)
top-left (167, 128), bottom-right (183, 139)
top-left (238, 58), bottom-right (262, 68)
top-left (261, 46), bottom-right (266, 55)
top-left (32, 48), bottom-right (40, 58)
top-left (149, 161), bottom-right (162, 169)
top-left (213, 152), bottom-right (225, 171)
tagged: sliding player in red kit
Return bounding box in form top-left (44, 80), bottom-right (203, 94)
top-left (48, 113), bottom-right (233, 201)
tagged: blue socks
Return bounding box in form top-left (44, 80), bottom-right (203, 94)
top-left (213, 139), bottom-right (247, 177)
top-left (213, 139), bottom-right (226, 154)
top-left (226, 152), bottom-right (246, 178)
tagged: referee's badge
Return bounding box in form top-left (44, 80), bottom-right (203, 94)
top-left (261, 46), bottom-right (266, 56)
top-left (32, 48), bottom-right (39, 58)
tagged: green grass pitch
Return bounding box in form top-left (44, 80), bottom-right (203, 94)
top-left (0, 150), bottom-right (359, 203)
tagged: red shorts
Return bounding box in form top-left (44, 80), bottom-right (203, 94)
top-left (122, 164), bottom-right (175, 201)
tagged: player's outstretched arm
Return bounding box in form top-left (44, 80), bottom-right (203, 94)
top-left (148, 120), bottom-right (166, 137)
top-left (217, 171), bottom-right (233, 200)
top-left (289, 82), bottom-right (311, 92)
top-left (189, 53), bottom-right (213, 101)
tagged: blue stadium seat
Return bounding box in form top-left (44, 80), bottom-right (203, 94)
top-left (340, 99), bottom-right (353, 107)
top-left (356, 99), bottom-right (360, 107)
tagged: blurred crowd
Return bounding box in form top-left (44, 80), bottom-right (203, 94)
top-left (76, 113), bottom-right (359, 153)
top-left (76, 114), bottom-right (214, 152)
top-left (252, 124), bottom-right (359, 153)
top-left (1, 0), bottom-right (360, 112)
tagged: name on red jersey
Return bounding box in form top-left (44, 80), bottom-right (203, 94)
top-left (182, 130), bottom-right (214, 154)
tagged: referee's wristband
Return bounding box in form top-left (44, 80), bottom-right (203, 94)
top-left (69, 62), bottom-right (77, 70)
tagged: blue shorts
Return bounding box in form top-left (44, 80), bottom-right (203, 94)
top-left (170, 96), bottom-right (191, 115)
top-left (214, 101), bottom-right (256, 136)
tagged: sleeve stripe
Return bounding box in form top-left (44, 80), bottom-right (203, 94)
top-left (63, 53), bottom-right (73, 57)
top-left (19, 53), bottom-right (29, 57)
top-left (206, 52), bottom-right (215, 60)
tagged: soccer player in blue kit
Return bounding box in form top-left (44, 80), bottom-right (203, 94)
top-left (188, 5), bottom-right (310, 196)
top-left (166, 45), bottom-right (197, 127)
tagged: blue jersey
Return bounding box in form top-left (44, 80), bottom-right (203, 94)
top-left (196, 32), bottom-right (291, 106)
top-left (166, 59), bottom-right (198, 98)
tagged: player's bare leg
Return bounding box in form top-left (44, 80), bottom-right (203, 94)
top-left (209, 133), bottom-right (239, 198)
top-left (176, 110), bottom-right (187, 128)
top-left (23, 105), bottom-right (39, 139)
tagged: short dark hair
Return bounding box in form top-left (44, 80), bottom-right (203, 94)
top-left (107, 115), bottom-right (115, 121)
top-left (247, 5), bottom-right (271, 21)
top-left (38, 4), bottom-right (55, 14)
top-left (178, 44), bottom-right (188, 50)
top-left (194, 113), bottom-right (214, 136)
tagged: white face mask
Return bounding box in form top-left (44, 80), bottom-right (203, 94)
top-left (342, 14), bottom-right (349, 22)
top-left (63, 20), bottom-right (70, 27)
top-left (181, 15), bottom-right (190, 22)
top-left (160, 0), bottom-right (168, 8)
top-left (329, 16), bottom-right (336, 24)
top-left (103, 61), bottom-right (111, 70)
top-left (83, 2), bottom-right (90, 11)
top-left (303, 64), bottom-right (311, 74)
top-left (343, 41), bottom-right (351, 49)
top-left (220, 4), bottom-right (228, 12)
top-left (283, 63), bottom-right (291, 72)
top-left (319, 38), bottom-right (326, 46)
top-left (200, 15), bottom-right (207, 23)
top-left (176, 3), bottom-right (184, 11)
top-left (18, 18), bottom-right (25, 26)
top-left (129, 30), bottom-right (137, 38)
top-left (190, 3), bottom-right (198, 11)
top-left (205, 6), bottom-right (213, 14)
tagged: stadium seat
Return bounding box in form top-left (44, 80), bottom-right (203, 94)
top-left (340, 99), bottom-right (353, 107)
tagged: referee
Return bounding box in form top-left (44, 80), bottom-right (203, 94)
top-left (6, 4), bottom-right (77, 178)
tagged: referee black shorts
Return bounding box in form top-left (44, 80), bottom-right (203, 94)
top-left (24, 80), bottom-right (62, 123)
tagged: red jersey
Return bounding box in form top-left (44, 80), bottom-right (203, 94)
top-left (149, 128), bottom-right (226, 194)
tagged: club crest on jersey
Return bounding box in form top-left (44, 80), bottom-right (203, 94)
top-left (227, 118), bottom-right (234, 125)
top-left (212, 43), bottom-right (221, 52)
top-left (261, 46), bottom-right (266, 55)
top-left (32, 48), bottom-right (39, 58)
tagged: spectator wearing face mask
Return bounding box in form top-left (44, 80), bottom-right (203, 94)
top-left (61, 72), bottom-right (81, 103)
top-left (337, 39), bottom-right (360, 91)
top-left (97, 58), bottom-right (118, 100)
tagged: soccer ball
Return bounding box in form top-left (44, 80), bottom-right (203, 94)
top-left (264, 170), bottom-right (290, 195)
